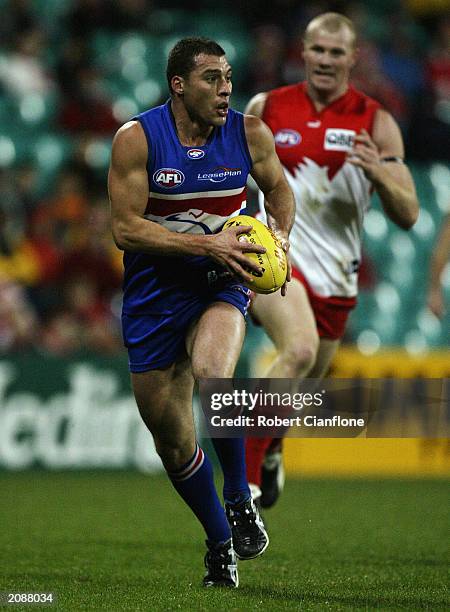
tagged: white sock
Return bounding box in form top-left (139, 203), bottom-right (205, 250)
top-left (249, 483), bottom-right (262, 500)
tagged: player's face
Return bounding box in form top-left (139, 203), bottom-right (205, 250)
top-left (182, 54), bottom-right (232, 127)
top-left (303, 27), bottom-right (356, 98)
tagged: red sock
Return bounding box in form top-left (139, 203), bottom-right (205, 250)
top-left (245, 437), bottom-right (273, 486)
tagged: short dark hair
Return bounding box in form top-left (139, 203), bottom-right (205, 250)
top-left (166, 37), bottom-right (226, 94)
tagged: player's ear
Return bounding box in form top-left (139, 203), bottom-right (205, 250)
top-left (350, 46), bottom-right (359, 69)
top-left (171, 76), bottom-right (184, 95)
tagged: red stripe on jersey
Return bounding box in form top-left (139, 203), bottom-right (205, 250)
top-left (146, 189), bottom-right (247, 217)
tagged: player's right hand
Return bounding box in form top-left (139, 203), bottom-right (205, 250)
top-left (427, 287), bottom-right (445, 319)
top-left (206, 225), bottom-right (266, 284)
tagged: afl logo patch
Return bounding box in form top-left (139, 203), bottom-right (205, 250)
top-left (275, 129), bottom-right (301, 147)
top-left (187, 148), bottom-right (205, 159)
top-left (153, 168), bottom-right (185, 188)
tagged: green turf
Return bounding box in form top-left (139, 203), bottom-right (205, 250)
top-left (0, 472), bottom-right (448, 611)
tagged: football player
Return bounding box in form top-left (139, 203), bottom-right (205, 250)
top-left (245, 13), bottom-right (419, 508)
top-left (109, 37), bottom-right (294, 587)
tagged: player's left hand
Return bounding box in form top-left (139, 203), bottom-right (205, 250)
top-left (273, 230), bottom-right (291, 296)
top-left (347, 129), bottom-right (383, 182)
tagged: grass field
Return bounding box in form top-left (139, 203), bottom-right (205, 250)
top-left (0, 472), bottom-right (448, 611)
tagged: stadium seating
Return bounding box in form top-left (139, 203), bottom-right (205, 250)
top-left (352, 163), bottom-right (449, 350)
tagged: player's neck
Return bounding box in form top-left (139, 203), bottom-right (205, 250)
top-left (170, 100), bottom-right (214, 146)
top-left (306, 82), bottom-right (349, 113)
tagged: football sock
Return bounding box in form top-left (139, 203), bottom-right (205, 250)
top-left (212, 438), bottom-right (251, 505)
top-left (267, 437), bottom-right (284, 454)
top-left (245, 436), bottom-right (274, 487)
top-left (168, 443), bottom-right (231, 543)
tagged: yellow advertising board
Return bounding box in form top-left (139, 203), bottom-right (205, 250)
top-left (284, 438), bottom-right (450, 477)
top-left (282, 347), bottom-right (450, 477)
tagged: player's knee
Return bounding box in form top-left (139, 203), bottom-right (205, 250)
top-left (282, 336), bottom-right (319, 376)
top-left (192, 359), bottom-right (232, 380)
top-left (154, 437), bottom-right (194, 472)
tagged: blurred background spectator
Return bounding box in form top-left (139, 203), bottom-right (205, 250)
top-left (0, 0), bottom-right (448, 357)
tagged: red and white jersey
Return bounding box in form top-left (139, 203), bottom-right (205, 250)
top-left (259, 83), bottom-right (381, 297)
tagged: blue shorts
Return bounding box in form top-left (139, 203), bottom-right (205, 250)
top-left (122, 280), bottom-right (250, 372)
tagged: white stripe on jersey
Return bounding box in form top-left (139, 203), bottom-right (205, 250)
top-left (150, 186), bottom-right (245, 201)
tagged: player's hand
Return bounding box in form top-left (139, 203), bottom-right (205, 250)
top-left (347, 129), bottom-right (383, 182)
top-left (207, 225), bottom-right (266, 284)
top-left (273, 230), bottom-right (291, 296)
top-left (427, 287), bottom-right (445, 319)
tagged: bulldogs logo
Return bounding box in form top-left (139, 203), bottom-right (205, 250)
top-left (187, 149), bottom-right (205, 159)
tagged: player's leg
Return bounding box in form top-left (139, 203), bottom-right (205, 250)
top-left (188, 302), bottom-right (249, 506)
top-left (308, 337), bottom-right (340, 378)
top-left (131, 362), bottom-right (237, 586)
top-left (251, 278), bottom-right (320, 378)
top-left (187, 301), bottom-right (245, 380)
top-left (131, 361), bottom-right (195, 471)
top-left (188, 301), bottom-right (268, 560)
top-left (259, 338), bottom-right (340, 508)
top-left (245, 279), bottom-right (319, 500)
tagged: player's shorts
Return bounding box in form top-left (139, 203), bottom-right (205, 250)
top-left (250, 265), bottom-right (356, 340)
top-left (122, 277), bottom-right (250, 373)
top-left (291, 267), bottom-right (356, 340)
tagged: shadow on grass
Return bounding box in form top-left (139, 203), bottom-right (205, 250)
top-left (239, 584), bottom-right (448, 609)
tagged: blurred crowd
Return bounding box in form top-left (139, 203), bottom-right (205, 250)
top-left (0, 0), bottom-right (448, 355)
top-left (0, 160), bottom-right (123, 355)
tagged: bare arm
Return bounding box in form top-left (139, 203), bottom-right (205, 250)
top-left (244, 113), bottom-right (295, 293)
top-left (347, 109), bottom-right (419, 229)
top-left (244, 115), bottom-right (294, 239)
top-left (109, 121), bottom-right (205, 255)
top-left (427, 214), bottom-right (450, 318)
top-left (245, 93), bottom-right (292, 236)
top-left (108, 121), bottom-right (265, 282)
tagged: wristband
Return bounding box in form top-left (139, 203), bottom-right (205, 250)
top-left (380, 156), bottom-right (404, 164)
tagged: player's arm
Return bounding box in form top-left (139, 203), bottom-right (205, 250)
top-left (244, 114), bottom-right (295, 293)
top-left (347, 109), bottom-right (419, 230)
top-left (427, 213), bottom-right (450, 318)
top-left (244, 113), bottom-right (294, 243)
top-left (246, 92), bottom-right (294, 241)
top-left (108, 121), bottom-right (265, 282)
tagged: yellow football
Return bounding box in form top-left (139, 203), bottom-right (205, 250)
top-left (223, 214), bottom-right (287, 294)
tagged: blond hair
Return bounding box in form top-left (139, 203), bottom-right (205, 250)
top-left (304, 12), bottom-right (357, 48)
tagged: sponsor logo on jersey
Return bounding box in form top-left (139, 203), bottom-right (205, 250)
top-left (153, 168), bottom-right (185, 188)
top-left (197, 166), bottom-right (242, 183)
top-left (274, 129), bottom-right (301, 147)
top-left (187, 148), bottom-right (205, 159)
top-left (324, 129), bottom-right (355, 152)
top-left (307, 120), bottom-right (321, 128)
